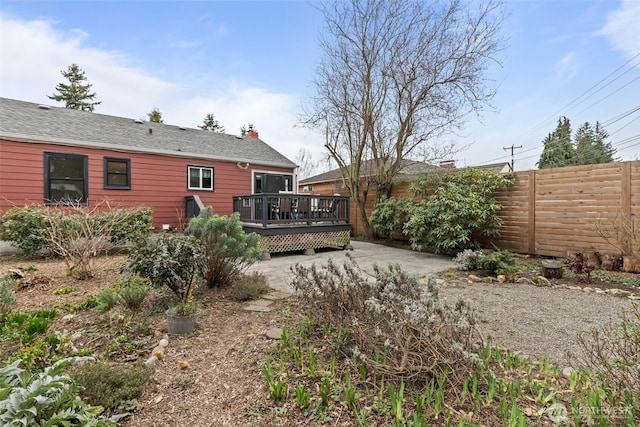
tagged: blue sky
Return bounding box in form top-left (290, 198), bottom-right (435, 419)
top-left (0, 0), bottom-right (638, 172)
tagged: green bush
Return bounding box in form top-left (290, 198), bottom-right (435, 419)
top-left (0, 357), bottom-right (124, 426)
top-left (0, 204), bottom-right (152, 257)
top-left (403, 168), bottom-right (515, 254)
top-left (370, 196), bottom-right (412, 239)
top-left (187, 208), bottom-right (264, 288)
top-left (456, 249), bottom-right (516, 275)
top-left (0, 205), bottom-right (48, 255)
top-left (73, 361), bottom-right (152, 411)
top-left (116, 278), bottom-right (150, 312)
top-left (0, 276), bottom-right (17, 315)
top-left (230, 272), bottom-right (270, 301)
top-left (95, 288), bottom-right (120, 313)
top-left (125, 233), bottom-right (205, 303)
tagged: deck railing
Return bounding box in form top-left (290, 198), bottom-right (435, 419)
top-left (233, 194), bottom-right (350, 227)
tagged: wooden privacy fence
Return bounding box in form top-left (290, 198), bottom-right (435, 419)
top-left (343, 160), bottom-right (639, 259)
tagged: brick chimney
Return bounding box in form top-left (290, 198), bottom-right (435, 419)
top-left (245, 130), bottom-right (259, 138)
top-left (439, 160), bottom-right (456, 170)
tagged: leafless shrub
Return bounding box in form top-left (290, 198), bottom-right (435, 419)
top-left (578, 302), bottom-right (640, 402)
top-left (291, 255), bottom-right (482, 386)
top-left (596, 212), bottom-right (639, 271)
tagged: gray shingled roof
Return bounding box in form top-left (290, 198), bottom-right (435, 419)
top-left (0, 97), bottom-right (296, 168)
top-left (300, 159), bottom-right (442, 184)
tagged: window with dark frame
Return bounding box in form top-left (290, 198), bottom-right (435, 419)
top-left (44, 152), bottom-right (88, 204)
top-left (188, 165), bottom-right (214, 191)
top-left (253, 172), bottom-right (294, 193)
top-left (104, 157), bottom-right (131, 189)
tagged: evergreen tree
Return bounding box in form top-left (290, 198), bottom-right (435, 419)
top-left (147, 107), bottom-right (163, 123)
top-left (588, 122), bottom-right (616, 164)
top-left (48, 64), bottom-right (101, 112)
top-left (537, 116), bottom-right (574, 169)
top-left (198, 113), bottom-right (225, 132)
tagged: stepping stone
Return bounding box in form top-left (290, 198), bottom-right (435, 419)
top-left (265, 327), bottom-right (283, 340)
top-left (243, 305), bottom-right (272, 312)
top-left (250, 299), bottom-right (273, 306)
top-left (262, 291), bottom-right (291, 301)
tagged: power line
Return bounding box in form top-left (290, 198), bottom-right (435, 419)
top-left (465, 54), bottom-right (640, 169)
top-left (503, 144), bottom-right (522, 171)
top-left (522, 53), bottom-right (640, 137)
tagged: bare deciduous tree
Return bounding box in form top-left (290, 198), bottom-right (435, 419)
top-left (302, 0), bottom-right (504, 237)
top-left (294, 147), bottom-right (321, 180)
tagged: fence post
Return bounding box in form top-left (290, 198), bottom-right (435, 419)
top-left (528, 170), bottom-right (536, 255)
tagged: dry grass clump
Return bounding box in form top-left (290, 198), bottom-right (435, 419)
top-left (578, 302), bottom-right (640, 403)
top-left (290, 255), bottom-right (482, 387)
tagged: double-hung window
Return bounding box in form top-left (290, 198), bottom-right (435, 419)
top-left (188, 165), bottom-right (214, 191)
top-left (104, 157), bottom-right (131, 189)
top-left (44, 152), bottom-right (88, 204)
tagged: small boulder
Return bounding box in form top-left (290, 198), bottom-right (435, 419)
top-left (468, 274), bottom-right (482, 283)
top-left (265, 327), bottom-right (283, 340)
top-left (532, 276), bottom-right (551, 287)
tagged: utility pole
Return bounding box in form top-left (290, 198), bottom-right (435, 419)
top-left (503, 145), bottom-right (522, 171)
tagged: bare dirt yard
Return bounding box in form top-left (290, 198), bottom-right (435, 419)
top-left (1, 247), bottom-right (638, 426)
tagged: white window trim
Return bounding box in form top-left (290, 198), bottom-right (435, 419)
top-left (188, 166), bottom-right (214, 191)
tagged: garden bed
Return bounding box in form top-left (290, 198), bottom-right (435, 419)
top-left (1, 251), bottom-right (638, 426)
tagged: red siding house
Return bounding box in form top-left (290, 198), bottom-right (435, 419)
top-left (0, 97), bottom-right (297, 229)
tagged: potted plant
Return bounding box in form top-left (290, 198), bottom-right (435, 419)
top-left (125, 233), bottom-right (205, 334)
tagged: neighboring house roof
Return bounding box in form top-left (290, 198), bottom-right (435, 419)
top-left (0, 97), bottom-right (296, 169)
top-left (469, 162), bottom-right (512, 173)
top-left (299, 159), bottom-right (442, 185)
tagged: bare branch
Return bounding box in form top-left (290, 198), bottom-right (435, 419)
top-left (301, 0), bottom-right (504, 236)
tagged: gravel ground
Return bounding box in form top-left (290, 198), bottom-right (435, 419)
top-left (438, 279), bottom-right (635, 369)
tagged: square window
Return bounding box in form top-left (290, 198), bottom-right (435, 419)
top-left (44, 152), bottom-right (88, 204)
top-left (104, 157), bottom-right (131, 189)
top-left (188, 166), bottom-right (214, 191)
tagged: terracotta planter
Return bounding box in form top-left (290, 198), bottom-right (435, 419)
top-left (166, 313), bottom-right (198, 335)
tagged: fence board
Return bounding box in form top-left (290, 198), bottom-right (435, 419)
top-left (318, 160), bottom-right (638, 259)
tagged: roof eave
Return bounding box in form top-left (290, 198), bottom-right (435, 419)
top-left (0, 132), bottom-right (296, 169)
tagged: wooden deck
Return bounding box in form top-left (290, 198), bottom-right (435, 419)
top-left (232, 194), bottom-right (351, 253)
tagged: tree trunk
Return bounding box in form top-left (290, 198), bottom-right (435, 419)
top-left (356, 199), bottom-right (374, 238)
top-left (541, 259), bottom-right (563, 279)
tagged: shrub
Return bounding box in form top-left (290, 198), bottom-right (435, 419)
top-left (187, 208), bottom-right (264, 288)
top-left (578, 303), bottom-right (640, 407)
top-left (474, 249), bottom-right (516, 275)
top-left (73, 361), bottom-right (152, 411)
top-left (403, 168), bottom-right (515, 254)
top-left (0, 276), bottom-right (17, 315)
top-left (125, 233), bottom-right (205, 303)
top-left (0, 203), bottom-right (153, 279)
top-left (453, 249), bottom-right (516, 275)
top-left (230, 272), bottom-right (270, 301)
top-left (0, 205), bottom-right (48, 255)
top-left (370, 196), bottom-right (412, 240)
top-left (95, 288), bottom-right (120, 313)
top-left (566, 260), bottom-right (595, 283)
top-left (116, 278), bottom-right (150, 312)
top-left (453, 249), bottom-right (476, 271)
top-left (0, 357), bottom-right (125, 426)
top-left (291, 255), bottom-right (482, 386)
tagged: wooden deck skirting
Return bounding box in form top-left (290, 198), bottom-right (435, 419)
top-left (248, 227), bottom-right (351, 253)
top-left (234, 194), bottom-right (352, 254)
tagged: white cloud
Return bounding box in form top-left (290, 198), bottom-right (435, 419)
top-left (0, 13), bottom-right (325, 164)
top-left (556, 51), bottom-right (577, 80)
top-left (601, 0), bottom-right (640, 61)
top-left (0, 13), bottom-right (178, 118)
